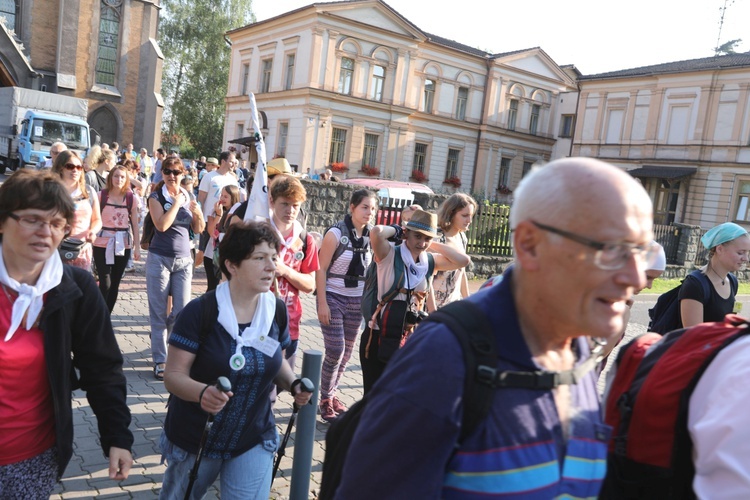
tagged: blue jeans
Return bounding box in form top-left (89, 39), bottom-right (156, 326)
top-left (146, 252), bottom-right (193, 364)
top-left (159, 432), bottom-right (277, 500)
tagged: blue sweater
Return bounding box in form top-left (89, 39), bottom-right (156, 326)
top-left (335, 270), bottom-right (610, 499)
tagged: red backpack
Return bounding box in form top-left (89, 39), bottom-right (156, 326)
top-left (601, 314), bottom-right (750, 499)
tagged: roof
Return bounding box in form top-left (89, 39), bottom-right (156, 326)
top-left (423, 32), bottom-right (489, 58)
top-left (627, 166), bottom-right (697, 179)
top-left (581, 51), bottom-right (750, 80)
top-left (342, 177), bottom-right (434, 194)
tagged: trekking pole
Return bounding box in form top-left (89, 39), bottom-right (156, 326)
top-left (272, 377), bottom-right (315, 480)
top-left (184, 376), bottom-right (232, 500)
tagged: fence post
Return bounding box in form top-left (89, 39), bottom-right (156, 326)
top-left (290, 349), bottom-right (322, 500)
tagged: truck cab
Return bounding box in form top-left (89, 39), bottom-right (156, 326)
top-left (19, 111), bottom-right (91, 168)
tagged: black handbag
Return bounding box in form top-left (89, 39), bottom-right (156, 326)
top-left (59, 238), bottom-right (86, 261)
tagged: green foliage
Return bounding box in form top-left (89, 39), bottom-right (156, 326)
top-left (159, 0), bottom-right (255, 157)
top-left (645, 277), bottom-right (750, 295)
top-left (715, 38), bottom-right (743, 55)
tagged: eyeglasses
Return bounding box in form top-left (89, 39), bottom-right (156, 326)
top-left (162, 169), bottom-right (183, 177)
top-left (64, 163), bottom-right (83, 171)
top-left (532, 220), bottom-right (658, 271)
top-left (7, 213), bottom-right (70, 234)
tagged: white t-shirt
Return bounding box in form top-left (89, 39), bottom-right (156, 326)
top-left (199, 170), bottom-right (237, 218)
top-left (688, 335), bottom-right (750, 499)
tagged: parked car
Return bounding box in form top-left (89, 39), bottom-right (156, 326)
top-left (342, 177), bottom-right (434, 225)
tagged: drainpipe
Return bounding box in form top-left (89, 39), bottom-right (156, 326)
top-left (471, 55), bottom-right (492, 193)
top-left (569, 80), bottom-right (581, 157)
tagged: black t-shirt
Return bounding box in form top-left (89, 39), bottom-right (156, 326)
top-left (678, 272), bottom-right (736, 323)
top-left (164, 296), bottom-right (290, 458)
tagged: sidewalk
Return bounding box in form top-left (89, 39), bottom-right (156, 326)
top-left (51, 259), bottom-right (355, 499)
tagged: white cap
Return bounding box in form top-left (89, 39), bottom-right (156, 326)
top-left (649, 242), bottom-right (667, 272)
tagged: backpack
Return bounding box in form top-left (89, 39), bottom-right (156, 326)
top-left (319, 299), bottom-right (605, 499)
top-left (140, 190), bottom-right (168, 251)
top-left (99, 188), bottom-right (134, 212)
top-left (360, 244), bottom-right (435, 325)
top-left (601, 314), bottom-right (750, 499)
top-left (647, 270), bottom-right (737, 334)
top-left (323, 220), bottom-right (372, 282)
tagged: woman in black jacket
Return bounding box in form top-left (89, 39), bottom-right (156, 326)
top-left (0, 170), bottom-right (133, 496)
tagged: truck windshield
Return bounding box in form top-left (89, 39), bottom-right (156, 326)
top-left (30, 119), bottom-right (88, 149)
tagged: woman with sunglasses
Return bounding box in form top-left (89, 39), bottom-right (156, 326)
top-left (52, 151), bottom-right (102, 271)
top-left (0, 170), bottom-right (133, 497)
top-left (146, 157), bottom-right (205, 381)
top-left (92, 165), bottom-right (140, 312)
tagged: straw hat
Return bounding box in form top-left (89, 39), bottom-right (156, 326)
top-left (267, 157), bottom-right (293, 176)
top-left (405, 210), bottom-right (439, 238)
top-left (205, 157), bottom-right (219, 166)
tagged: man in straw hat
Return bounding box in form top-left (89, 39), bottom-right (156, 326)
top-left (359, 208), bottom-right (471, 394)
top-left (336, 158), bottom-right (658, 498)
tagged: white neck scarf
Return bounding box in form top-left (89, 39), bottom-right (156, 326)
top-left (270, 218), bottom-right (303, 260)
top-left (161, 185), bottom-right (191, 209)
top-left (399, 244), bottom-right (429, 289)
top-left (0, 244), bottom-right (63, 341)
top-left (215, 281), bottom-right (275, 356)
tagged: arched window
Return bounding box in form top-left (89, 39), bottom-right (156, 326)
top-left (0, 0), bottom-right (17, 31)
top-left (96, 0), bottom-right (122, 86)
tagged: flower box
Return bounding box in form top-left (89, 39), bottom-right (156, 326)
top-left (330, 162), bottom-right (348, 173)
top-left (410, 169), bottom-right (427, 182)
top-left (361, 164), bottom-right (379, 176)
top-left (443, 176), bottom-right (462, 188)
top-left (497, 185), bottom-right (513, 195)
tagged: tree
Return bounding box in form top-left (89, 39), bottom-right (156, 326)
top-left (715, 39), bottom-right (743, 55)
top-left (159, 0), bottom-right (254, 156)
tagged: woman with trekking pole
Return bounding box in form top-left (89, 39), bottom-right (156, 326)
top-left (316, 188), bottom-right (378, 422)
top-left (680, 222), bottom-right (750, 328)
top-left (0, 170), bottom-right (132, 496)
top-left (159, 221), bottom-right (312, 499)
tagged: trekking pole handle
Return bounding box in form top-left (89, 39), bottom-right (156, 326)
top-left (216, 376), bottom-right (232, 393)
top-left (291, 377), bottom-right (315, 408)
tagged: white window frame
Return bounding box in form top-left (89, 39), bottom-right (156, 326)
top-left (424, 79), bottom-right (435, 113)
top-left (529, 104), bottom-right (540, 135)
top-left (260, 58), bottom-right (273, 93)
top-left (241, 63), bottom-right (250, 96)
top-left (413, 142), bottom-right (428, 173)
top-left (329, 127), bottom-right (348, 164)
top-left (508, 99), bottom-right (518, 130)
top-left (363, 133), bottom-right (379, 168)
top-left (277, 122), bottom-right (289, 158)
top-left (338, 57), bottom-right (354, 95)
top-left (284, 53), bottom-right (295, 91)
top-left (370, 65), bottom-right (385, 102)
top-left (446, 149), bottom-right (460, 179)
top-left (456, 87), bottom-right (468, 120)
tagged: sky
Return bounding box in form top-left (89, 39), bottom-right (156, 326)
top-left (252, 0), bottom-right (750, 75)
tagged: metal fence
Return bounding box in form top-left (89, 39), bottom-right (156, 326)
top-left (652, 224), bottom-right (681, 265)
top-left (376, 197), bottom-right (412, 226)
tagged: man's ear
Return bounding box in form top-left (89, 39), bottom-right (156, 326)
top-left (513, 220), bottom-right (542, 271)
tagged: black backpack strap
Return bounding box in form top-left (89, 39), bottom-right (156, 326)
top-left (198, 290), bottom-right (218, 347)
top-left (275, 296), bottom-right (288, 337)
top-left (424, 300), bottom-right (495, 444)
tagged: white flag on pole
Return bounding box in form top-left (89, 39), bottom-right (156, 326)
top-left (244, 92), bottom-right (270, 222)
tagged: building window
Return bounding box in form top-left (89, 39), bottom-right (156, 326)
top-left (456, 87), bottom-right (468, 120)
top-left (329, 127), bottom-right (347, 165)
top-left (277, 122), bottom-right (289, 157)
top-left (338, 57), bottom-right (354, 95)
top-left (424, 79), bottom-right (435, 113)
top-left (446, 148), bottom-right (460, 179)
top-left (363, 133), bottom-right (378, 169)
top-left (529, 104), bottom-right (540, 135)
top-left (559, 114), bottom-right (574, 137)
top-left (498, 157), bottom-right (511, 189)
top-left (95, 1), bottom-right (121, 86)
top-left (413, 142), bottom-right (427, 173)
top-left (284, 54), bottom-right (295, 90)
top-left (735, 180), bottom-right (750, 222)
top-left (370, 65), bottom-right (385, 102)
top-left (260, 59), bottom-right (273, 93)
top-left (241, 63), bottom-right (250, 96)
top-left (235, 123), bottom-right (244, 140)
top-left (508, 99), bottom-right (518, 131)
top-left (0, 0), bottom-right (17, 31)
top-left (522, 161), bottom-right (533, 177)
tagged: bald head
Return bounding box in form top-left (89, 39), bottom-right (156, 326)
top-left (510, 157), bottom-right (652, 231)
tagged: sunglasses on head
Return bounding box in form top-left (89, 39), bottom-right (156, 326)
top-left (64, 163), bottom-right (83, 171)
top-left (162, 168), bottom-right (183, 176)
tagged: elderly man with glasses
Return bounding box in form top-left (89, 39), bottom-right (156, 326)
top-left (332, 157), bottom-right (656, 499)
top-left (39, 141), bottom-right (67, 170)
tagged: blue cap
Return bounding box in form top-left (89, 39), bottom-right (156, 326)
top-left (700, 222), bottom-right (748, 250)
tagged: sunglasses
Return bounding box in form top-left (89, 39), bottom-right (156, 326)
top-left (162, 168), bottom-right (184, 177)
top-left (64, 163), bottom-right (83, 171)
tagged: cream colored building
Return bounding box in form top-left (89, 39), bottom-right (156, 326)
top-left (572, 52), bottom-right (750, 228)
top-left (0, 0), bottom-right (163, 150)
top-left (224, 0), bottom-right (577, 198)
